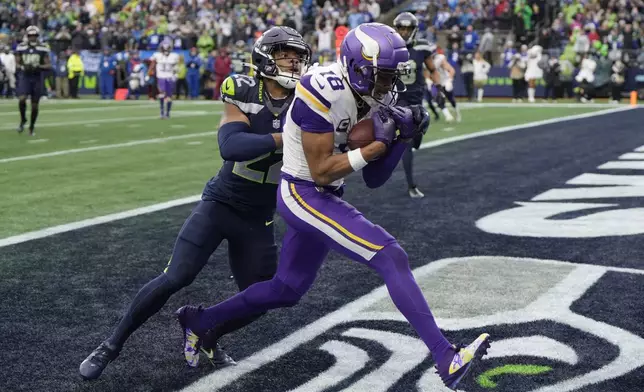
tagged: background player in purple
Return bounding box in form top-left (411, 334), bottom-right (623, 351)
top-left (151, 41), bottom-right (179, 119)
top-left (177, 23), bottom-right (491, 391)
top-left (15, 26), bottom-right (50, 136)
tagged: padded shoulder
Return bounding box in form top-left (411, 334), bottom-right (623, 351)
top-left (221, 74), bottom-right (263, 115)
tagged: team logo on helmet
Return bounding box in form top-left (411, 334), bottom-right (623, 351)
top-left (339, 23), bottom-right (410, 107)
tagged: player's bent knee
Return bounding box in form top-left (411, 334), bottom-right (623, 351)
top-left (164, 265), bottom-right (200, 288)
top-left (245, 277), bottom-right (302, 308)
top-left (371, 243), bottom-right (411, 276)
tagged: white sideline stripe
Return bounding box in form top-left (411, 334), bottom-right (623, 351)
top-left (418, 106), bottom-right (635, 150)
top-left (0, 196), bottom-right (202, 248)
top-left (457, 102), bottom-right (642, 109)
top-left (0, 131), bottom-right (219, 163)
top-left (0, 106), bottom-right (636, 248)
top-left (0, 111), bottom-right (213, 130)
top-left (0, 105), bottom-right (151, 117)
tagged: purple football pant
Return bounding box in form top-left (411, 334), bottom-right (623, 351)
top-left (157, 78), bottom-right (176, 97)
top-left (196, 178), bottom-right (452, 362)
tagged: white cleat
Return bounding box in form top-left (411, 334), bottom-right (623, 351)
top-left (408, 187), bottom-right (425, 199)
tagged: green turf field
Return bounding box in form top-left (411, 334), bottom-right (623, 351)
top-left (0, 100), bottom-right (606, 238)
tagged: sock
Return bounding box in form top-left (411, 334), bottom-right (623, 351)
top-left (441, 107), bottom-right (453, 120)
top-left (370, 244), bottom-right (452, 363)
top-left (29, 105), bottom-right (39, 129)
top-left (159, 97), bottom-right (165, 116)
top-left (166, 101), bottom-right (172, 117)
top-left (19, 100), bottom-right (26, 124)
top-left (477, 88), bottom-right (484, 102)
top-left (427, 98), bottom-right (439, 118)
top-left (207, 312), bottom-right (265, 343)
top-left (107, 274), bottom-right (179, 348)
top-left (198, 277), bottom-right (301, 333)
top-left (402, 144), bottom-right (415, 188)
top-left (528, 87), bottom-right (535, 101)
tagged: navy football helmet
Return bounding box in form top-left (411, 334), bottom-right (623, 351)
top-left (251, 26), bottom-right (311, 89)
top-left (393, 12), bottom-right (419, 44)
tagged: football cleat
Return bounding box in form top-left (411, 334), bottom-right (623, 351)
top-left (408, 187), bottom-right (425, 199)
top-left (79, 341), bottom-right (120, 380)
top-left (17, 121), bottom-right (26, 133)
top-left (29, 127), bottom-right (35, 137)
top-left (176, 305), bottom-right (205, 367)
top-left (200, 341), bottom-right (237, 367)
top-left (435, 333), bottom-right (491, 390)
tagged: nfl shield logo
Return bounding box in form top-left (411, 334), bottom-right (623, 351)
top-left (273, 118), bottom-right (281, 129)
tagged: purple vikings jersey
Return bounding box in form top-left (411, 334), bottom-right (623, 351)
top-left (203, 74), bottom-right (291, 214)
top-left (397, 39), bottom-right (433, 105)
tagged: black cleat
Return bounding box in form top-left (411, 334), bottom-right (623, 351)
top-left (17, 121), bottom-right (26, 133)
top-left (201, 331), bottom-right (237, 367)
top-left (79, 341), bottom-right (120, 380)
top-left (29, 127), bottom-right (35, 136)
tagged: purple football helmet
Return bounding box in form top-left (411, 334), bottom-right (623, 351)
top-left (339, 23), bottom-right (410, 105)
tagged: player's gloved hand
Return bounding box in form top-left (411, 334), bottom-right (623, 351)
top-left (387, 105), bottom-right (416, 139)
top-left (409, 104), bottom-right (430, 136)
top-left (371, 107), bottom-right (397, 146)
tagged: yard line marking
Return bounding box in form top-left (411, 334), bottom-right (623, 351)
top-left (0, 106), bottom-right (636, 247)
top-left (0, 111), bottom-right (213, 130)
top-left (0, 131), bottom-right (218, 163)
top-left (79, 139), bottom-right (98, 144)
top-left (0, 105), bottom-right (152, 116)
top-left (0, 196), bottom-right (202, 248)
top-left (27, 139), bottom-right (48, 143)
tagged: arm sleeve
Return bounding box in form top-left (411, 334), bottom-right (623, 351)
top-left (361, 141), bottom-right (408, 189)
top-left (218, 121), bottom-right (277, 162)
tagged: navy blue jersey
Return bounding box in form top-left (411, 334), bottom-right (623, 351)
top-left (203, 74), bottom-right (292, 215)
top-left (397, 39), bottom-right (433, 105)
top-left (15, 42), bottom-right (50, 77)
top-left (231, 50), bottom-right (250, 75)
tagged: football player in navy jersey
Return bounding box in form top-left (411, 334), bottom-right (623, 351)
top-left (393, 12), bottom-right (440, 198)
top-left (79, 26), bottom-right (311, 380)
top-left (15, 26), bottom-right (50, 136)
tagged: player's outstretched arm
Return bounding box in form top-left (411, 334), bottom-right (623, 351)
top-left (302, 131), bottom-right (386, 186)
top-left (217, 102), bottom-right (282, 161)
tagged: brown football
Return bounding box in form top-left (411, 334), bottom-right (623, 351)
top-left (347, 118), bottom-right (375, 150)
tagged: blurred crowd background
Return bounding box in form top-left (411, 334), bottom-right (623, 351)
top-left (0, 0), bottom-right (642, 100)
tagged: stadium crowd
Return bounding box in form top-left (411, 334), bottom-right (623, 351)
top-left (409, 0), bottom-right (643, 101)
top-left (0, 0), bottom-right (642, 101)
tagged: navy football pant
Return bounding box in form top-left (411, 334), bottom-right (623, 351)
top-left (397, 98), bottom-right (427, 188)
top-left (108, 200), bottom-right (277, 348)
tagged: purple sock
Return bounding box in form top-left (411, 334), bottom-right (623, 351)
top-left (371, 245), bottom-right (453, 363)
top-left (166, 101), bottom-right (172, 117)
top-left (159, 97), bottom-right (165, 115)
top-left (196, 279), bottom-right (276, 332)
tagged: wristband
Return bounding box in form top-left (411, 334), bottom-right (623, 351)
top-left (348, 148), bottom-right (368, 171)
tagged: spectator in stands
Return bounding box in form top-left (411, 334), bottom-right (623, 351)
top-left (462, 25), bottom-right (478, 51)
top-left (478, 28), bottom-right (495, 64)
top-left (213, 49), bottom-right (231, 100)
